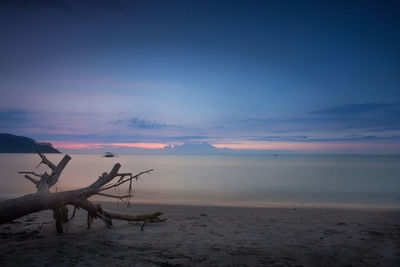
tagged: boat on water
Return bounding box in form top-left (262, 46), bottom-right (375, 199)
top-left (103, 152), bottom-right (115, 158)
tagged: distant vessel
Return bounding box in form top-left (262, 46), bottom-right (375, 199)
top-left (274, 154), bottom-right (278, 157)
top-left (103, 152), bottom-right (115, 158)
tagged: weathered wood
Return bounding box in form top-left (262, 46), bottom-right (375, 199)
top-left (53, 207), bottom-right (65, 234)
top-left (99, 206), bottom-right (166, 231)
top-left (0, 152), bottom-right (163, 233)
top-left (0, 189), bottom-right (82, 224)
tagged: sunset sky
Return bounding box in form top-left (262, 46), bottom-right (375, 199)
top-left (1, 0), bottom-right (399, 153)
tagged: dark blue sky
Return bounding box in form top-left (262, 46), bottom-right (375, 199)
top-left (0, 0), bottom-right (399, 152)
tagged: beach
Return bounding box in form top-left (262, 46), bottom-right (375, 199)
top-left (0, 202), bottom-right (399, 266)
top-left (2, 0), bottom-right (400, 266)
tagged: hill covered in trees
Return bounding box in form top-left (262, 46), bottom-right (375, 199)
top-left (0, 133), bottom-right (60, 153)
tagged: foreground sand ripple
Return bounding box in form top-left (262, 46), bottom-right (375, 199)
top-left (0, 203), bottom-right (399, 266)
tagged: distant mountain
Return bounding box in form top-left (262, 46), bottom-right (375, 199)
top-left (0, 133), bottom-right (60, 153)
top-left (162, 141), bottom-right (283, 155)
top-left (164, 141), bottom-right (228, 154)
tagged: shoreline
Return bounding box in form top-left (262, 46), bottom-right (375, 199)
top-left (124, 199), bottom-right (400, 211)
top-left (1, 202), bottom-right (399, 266)
top-left (1, 196), bottom-right (399, 211)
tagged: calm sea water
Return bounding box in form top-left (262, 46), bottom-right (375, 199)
top-left (0, 154), bottom-right (399, 208)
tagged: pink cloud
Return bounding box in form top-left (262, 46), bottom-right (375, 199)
top-left (51, 141), bottom-right (168, 150)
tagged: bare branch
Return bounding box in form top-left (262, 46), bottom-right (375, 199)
top-left (96, 212), bottom-right (112, 228)
top-left (99, 169), bottom-right (153, 192)
top-left (21, 151), bottom-right (72, 192)
top-left (46, 155), bottom-right (71, 188)
top-left (117, 173), bottom-right (134, 176)
top-left (68, 206), bottom-right (77, 221)
top-left (100, 208), bottom-right (166, 231)
top-left (117, 173), bottom-right (132, 183)
top-left (96, 192), bottom-right (132, 199)
top-left (88, 163), bottom-right (121, 191)
top-left (36, 151), bottom-right (57, 170)
top-left (18, 171), bottom-right (42, 178)
top-left (23, 175), bottom-right (39, 187)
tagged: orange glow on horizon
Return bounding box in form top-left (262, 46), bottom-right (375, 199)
top-left (50, 141), bottom-right (167, 150)
top-left (110, 143), bottom-right (168, 149)
top-left (48, 140), bottom-right (400, 152)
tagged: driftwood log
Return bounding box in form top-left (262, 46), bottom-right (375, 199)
top-left (0, 151), bottom-right (165, 233)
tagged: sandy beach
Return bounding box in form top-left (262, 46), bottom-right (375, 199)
top-left (0, 202), bottom-right (399, 266)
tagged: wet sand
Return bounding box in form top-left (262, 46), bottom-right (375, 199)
top-left (0, 202), bottom-right (399, 266)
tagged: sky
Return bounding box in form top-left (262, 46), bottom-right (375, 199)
top-left (0, 0), bottom-right (399, 153)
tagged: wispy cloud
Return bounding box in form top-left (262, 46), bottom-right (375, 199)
top-left (248, 136), bottom-right (309, 142)
top-left (128, 118), bottom-right (168, 129)
top-left (237, 103), bottom-right (400, 135)
top-left (30, 132), bottom-right (209, 144)
top-left (114, 117), bottom-right (170, 129)
top-left (369, 126), bottom-right (400, 132)
top-left (112, 116), bottom-right (185, 130)
top-left (2, 102), bottom-right (400, 153)
top-left (310, 103), bottom-right (400, 116)
top-left (0, 109), bottom-right (29, 124)
top-left (249, 135), bottom-right (400, 143)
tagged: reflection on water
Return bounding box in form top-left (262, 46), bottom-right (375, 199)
top-left (0, 154), bottom-right (399, 208)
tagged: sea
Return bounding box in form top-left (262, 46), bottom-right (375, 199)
top-left (0, 153), bottom-right (399, 208)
